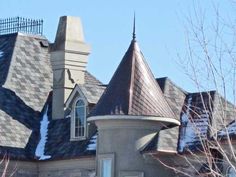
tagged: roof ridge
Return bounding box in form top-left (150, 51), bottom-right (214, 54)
top-left (128, 40), bottom-right (136, 114)
top-left (85, 71), bottom-right (103, 85)
top-left (18, 32), bottom-right (48, 40)
top-left (2, 33), bottom-right (19, 87)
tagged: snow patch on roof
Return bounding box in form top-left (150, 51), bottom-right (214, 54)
top-left (179, 96), bottom-right (193, 152)
top-left (35, 105), bottom-right (51, 160)
top-left (0, 50), bottom-right (4, 58)
top-left (218, 121), bottom-right (236, 136)
top-left (88, 171), bottom-right (96, 177)
top-left (86, 133), bottom-right (97, 151)
top-left (65, 114), bottom-right (71, 119)
top-left (179, 96), bottom-right (209, 152)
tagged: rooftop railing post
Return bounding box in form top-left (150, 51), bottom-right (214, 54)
top-left (0, 17), bottom-right (43, 36)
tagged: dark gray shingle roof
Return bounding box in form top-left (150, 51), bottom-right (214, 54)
top-left (45, 113), bottom-right (96, 159)
top-left (0, 33), bottom-right (52, 159)
top-left (0, 32), bottom-right (235, 161)
top-left (89, 39), bottom-right (177, 122)
top-left (142, 78), bottom-right (186, 153)
top-left (85, 71), bottom-right (103, 86)
top-left (156, 77), bottom-right (187, 119)
top-left (43, 72), bottom-right (104, 160)
top-left (0, 34), bottom-right (16, 86)
top-left (3, 33), bottom-right (52, 111)
top-left (0, 33), bottom-right (104, 160)
top-left (144, 87), bottom-right (236, 154)
top-left (79, 84), bottom-right (106, 104)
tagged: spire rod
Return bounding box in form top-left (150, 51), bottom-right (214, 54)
top-left (132, 13), bottom-right (136, 40)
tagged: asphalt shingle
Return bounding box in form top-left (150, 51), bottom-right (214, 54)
top-left (0, 33), bottom-right (52, 159)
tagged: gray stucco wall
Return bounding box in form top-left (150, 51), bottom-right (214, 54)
top-left (39, 168), bottom-right (95, 177)
top-left (38, 158), bottom-right (95, 177)
top-left (0, 160), bottom-right (38, 177)
top-left (96, 118), bottom-right (177, 177)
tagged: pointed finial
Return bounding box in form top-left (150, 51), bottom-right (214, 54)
top-left (132, 12), bottom-right (136, 40)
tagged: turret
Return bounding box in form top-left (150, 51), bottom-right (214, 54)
top-left (88, 18), bottom-right (179, 177)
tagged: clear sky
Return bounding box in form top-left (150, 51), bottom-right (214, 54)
top-left (0, 0), bottom-right (235, 93)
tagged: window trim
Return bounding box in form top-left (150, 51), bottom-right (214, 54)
top-left (98, 153), bottom-right (115, 177)
top-left (119, 171), bottom-right (144, 177)
top-left (226, 166), bottom-right (236, 177)
top-left (70, 97), bottom-right (87, 141)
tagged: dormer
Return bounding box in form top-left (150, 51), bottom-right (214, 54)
top-left (71, 96), bottom-right (88, 140)
top-left (65, 83), bottom-right (105, 141)
top-left (65, 84), bottom-right (88, 141)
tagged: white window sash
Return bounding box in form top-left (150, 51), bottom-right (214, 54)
top-left (98, 154), bottom-right (115, 177)
top-left (101, 158), bottom-right (112, 177)
top-left (119, 171), bottom-right (144, 177)
top-left (71, 97), bottom-right (87, 140)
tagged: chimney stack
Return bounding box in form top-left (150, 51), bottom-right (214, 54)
top-left (50, 16), bottom-right (90, 119)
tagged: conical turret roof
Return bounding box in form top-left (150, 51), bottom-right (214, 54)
top-left (89, 38), bottom-right (177, 121)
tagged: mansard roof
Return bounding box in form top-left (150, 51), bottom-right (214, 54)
top-left (143, 90), bottom-right (236, 154)
top-left (0, 30), bottom-right (235, 161)
top-left (65, 72), bottom-right (106, 108)
top-left (0, 33), bottom-right (52, 160)
top-left (89, 39), bottom-right (177, 121)
top-left (0, 33), bottom-right (104, 160)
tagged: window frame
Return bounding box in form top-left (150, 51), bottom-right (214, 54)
top-left (98, 153), bottom-right (115, 177)
top-left (227, 166), bottom-right (236, 177)
top-left (70, 97), bottom-right (87, 141)
top-left (119, 171), bottom-right (144, 177)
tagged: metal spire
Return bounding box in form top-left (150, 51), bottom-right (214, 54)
top-left (132, 13), bottom-right (136, 40)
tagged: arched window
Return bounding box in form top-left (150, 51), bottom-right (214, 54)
top-left (72, 98), bottom-right (86, 139)
top-left (227, 167), bottom-right (236, 177)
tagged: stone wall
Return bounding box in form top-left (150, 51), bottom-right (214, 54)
top-left (0, 157), bottom-right (96, 177)
top-left (38, 157), bottom-right (95, 177)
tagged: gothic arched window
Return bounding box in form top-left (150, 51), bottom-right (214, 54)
top-left (72, 98), bottom-right (86, 139)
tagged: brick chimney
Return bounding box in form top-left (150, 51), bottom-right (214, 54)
top-left (50, 16), bottom-right (90, 119)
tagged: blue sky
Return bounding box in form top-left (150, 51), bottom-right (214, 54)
top-left (0, 0), bottom-right (235, 93)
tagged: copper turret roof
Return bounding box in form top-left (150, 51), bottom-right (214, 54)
top-left (89, 37), bottom-right (177, 120)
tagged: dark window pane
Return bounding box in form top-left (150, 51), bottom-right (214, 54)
top-left (74, 99), bottom-right (86, 138)
top-left (75, 116), bottom-right (79, 127)
top-left (75, 127), bottom-right (79, 137)
top-left (76, 99), bottom-right (85, 107)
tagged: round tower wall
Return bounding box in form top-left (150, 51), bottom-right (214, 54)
top-left (94, 117), bottom-right (176, 177)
